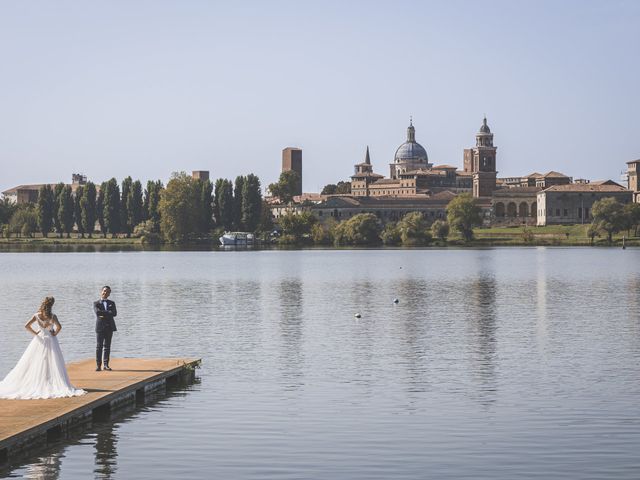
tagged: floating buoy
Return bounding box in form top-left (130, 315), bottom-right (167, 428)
top-left (354, 313), bottom-right (361, 318)
top-left (393, 298), bottom-right (399, 304)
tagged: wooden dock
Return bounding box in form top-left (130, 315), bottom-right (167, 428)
top-left (0, 357), bottom-right (200, 465)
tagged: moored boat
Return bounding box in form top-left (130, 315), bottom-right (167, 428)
top-left (219, 232), bottom-right (255, 246)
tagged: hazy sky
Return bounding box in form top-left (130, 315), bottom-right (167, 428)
top-left (0, 0), bottom-right (638, 194)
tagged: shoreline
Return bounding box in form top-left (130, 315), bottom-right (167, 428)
top-left (0, 225), bottom-right (637, 250)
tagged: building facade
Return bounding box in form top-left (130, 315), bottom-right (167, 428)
top-left (536, 182), bottom-right (632, 226)
top-left (628, 159), bottom-right (640, 203)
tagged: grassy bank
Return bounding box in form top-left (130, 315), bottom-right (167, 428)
top-left (466, 224), bottom-right (639, 246)
top-left (1, 225), bottom-right (638, 248)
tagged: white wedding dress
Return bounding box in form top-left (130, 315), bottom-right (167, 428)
top-left (0, 314), bottom-right (86, 399)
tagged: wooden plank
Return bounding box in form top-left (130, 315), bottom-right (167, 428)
top-left (0, 357), bottom-right (200, 455)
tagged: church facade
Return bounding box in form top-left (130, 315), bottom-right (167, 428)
top-left (350, 118), bottom-right (497, 198)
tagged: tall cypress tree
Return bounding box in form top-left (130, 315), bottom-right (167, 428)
top-left (242, 174), bottom-right (262, 232)
top-left (53, 182), bottom-right (65, 237)
top-left (129, 179), bottom-right (143, 233)
top-left (81, 182), bottom-right (97, 238)
top-left (37, 184), bottom-right (54, 237)
top-left (103, 178), bottom-right (121, 236)
top-left (97, 182), bottom-right (107, 237)
top-left (233, 175), bottom-right (246, 230)
top-left (144, 180), bottom-right (163, 231)
top-left (120, 176), bottom-right (133, 236)
top-left (213, 178), bottom-right (225, 227)
top-left (74, 185), bottom-right (85, 237)
top-left (193, 178), bottom-right (213, 233)
top-left (58, 185), bottom-right (74, 238)
top-left (216, 179), bottom-right (234, 231)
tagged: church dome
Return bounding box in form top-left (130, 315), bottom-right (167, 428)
top-left (394, 141), bottom-right (428, 162)
top-left (394, 120), bottom-right (428, 163)
top-left (479, 116), bottom-right (491, 134)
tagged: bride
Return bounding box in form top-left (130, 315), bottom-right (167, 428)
top-left (0, 296), bottom-right (86, 399)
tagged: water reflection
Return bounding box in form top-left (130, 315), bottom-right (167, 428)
top-left (94, 424), bottom-right (118, 479)
top-left (278, 279), bottom-right (304, 389)
top-left (467, 254), bottom-right (498, 405)
top-left (396, 279), bottom-right (431, 397)
top-left (23, 453), bottom-right (62, 480)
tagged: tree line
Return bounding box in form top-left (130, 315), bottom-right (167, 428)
top-left (2, 171), bottom-right (270, 243)
top-left (276, 193), bottom-right (480, 246)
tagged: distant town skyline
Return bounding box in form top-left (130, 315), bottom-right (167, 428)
top-left (1, 1), bottom-right (638, 195)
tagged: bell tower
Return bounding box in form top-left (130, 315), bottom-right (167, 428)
top-left (471, 117), bottom-right (497, 197)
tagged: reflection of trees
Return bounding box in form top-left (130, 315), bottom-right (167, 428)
top-left (468, 272), bottom-right (498, 405)
top-left (94, 423), bottom-right (118, 479)
top-left (278, 279), bottom-right (304, 388)
top-left (23, 452), bottom-right (62, 480)
top-left (395, 279), bottom-right (431, 397)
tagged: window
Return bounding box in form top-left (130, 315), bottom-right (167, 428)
top-left (563, 209), bottom-right (568, 216)
top-left (556, 208), bottom-right (560, 216)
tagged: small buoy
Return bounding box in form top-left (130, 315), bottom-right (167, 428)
top-left (354, 313), bottom-right (361, 318)
top-left (393, 298), bottom-right (399, 304)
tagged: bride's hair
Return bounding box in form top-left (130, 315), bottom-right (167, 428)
top-left (39, 296), bottom-right (55, 318)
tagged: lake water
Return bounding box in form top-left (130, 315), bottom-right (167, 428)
top-left (1, 247), bottom-right (639, 479)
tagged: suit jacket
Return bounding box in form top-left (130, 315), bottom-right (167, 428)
top-left (94, 299), bottom-right (117, 333)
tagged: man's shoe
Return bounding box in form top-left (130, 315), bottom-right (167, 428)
top-left (104, 365), bottom-right (112, 371)
top-left (96, 366), bottom-right (102, 371)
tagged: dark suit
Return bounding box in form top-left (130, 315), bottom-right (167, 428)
top-left (94, 299), bottom-right (117, 368)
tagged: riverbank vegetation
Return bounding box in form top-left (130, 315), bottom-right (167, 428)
top-left (2, 182), bottom-right (639, 247)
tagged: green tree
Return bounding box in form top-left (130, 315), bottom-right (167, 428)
top-left (144, 180), bottom-right (163, 231)
top-left (74, 185), bottom-right (85, 237)
top-left (215, 179), bottom-right (234, 230)
top-left (213, 178), bottom-right (225, 227)
top-left (268, 170), bottom-right (300, 204)
top-left (9, 205), bottom-right (38, 237)
top-left (128, 179), bottom-right (144, 234)
top-left (447, 193), bottom-right (482, 242)
top-left (333, 213), bottom-right (382, 246)
top-left (97, 182), bottom-right (107, 237)
top-left (103, 178), bottom-right (121, 236)
top-left (257, 200), bottom-right (274, 234)
top-left (278, 211), bottom-right (317, 243)
top-left (587, 223), bottom-right (600, 245)
top-left (397, 211), bottom-right (431, 246)
top-left (591, 197), bottom-right (625, 244)
top-left (195, 178), bottom-right (214, 233)
top-left (320, 181), bottom-right (351, 195)
top-left (120, 176), bottom-right (133, 236)
top-left (242, 174), bottom-right (262, 232)
top-left (36, 184), bottom-right (54, 237)
top-left (80, 182), bottom-right (97, 238)
top-left (159, 172), bottom-right (199, 243)
top-left (623, 202), bottom-right (640, 237)
top-left (53, 182), bottom-right (65, 237)
top-left (0, 197), bottom-right (16, 226)
top-left (381, 222), bottom-right (401, 245)
top-left (431, 219), bottom-right (450, 243)
top-left (58, 185), bottom-right (74, 238)
top-left (233, 175), bottom-right (246, 230)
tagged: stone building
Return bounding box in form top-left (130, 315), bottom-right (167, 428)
top-left (192, 170), bottom-right (210, 181)
top-left (350, 118), bottom-right (496, 198)
top-left (492, 187), bottom-right (541, 226)
top-left (536, 181), bottom-right (632, 226)
top-left (311, 192), bottom-right (492, 225)
top-left (282, 147), bottom-right (303, 196)
top-left (463, 117), bottom-right (497, 197)
top-left (2, 174), bottom-right (87, 204)
top-left (628, 159), bottom-right (640, 203)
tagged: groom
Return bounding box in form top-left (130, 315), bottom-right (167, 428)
top-left (94, 286), bottom-right (117, 371)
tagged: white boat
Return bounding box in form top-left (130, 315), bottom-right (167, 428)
top-left (219, 232), bottom-right (255, 246)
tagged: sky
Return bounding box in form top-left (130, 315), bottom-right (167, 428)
top-left (0, 0), bottom-right (638, 195)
